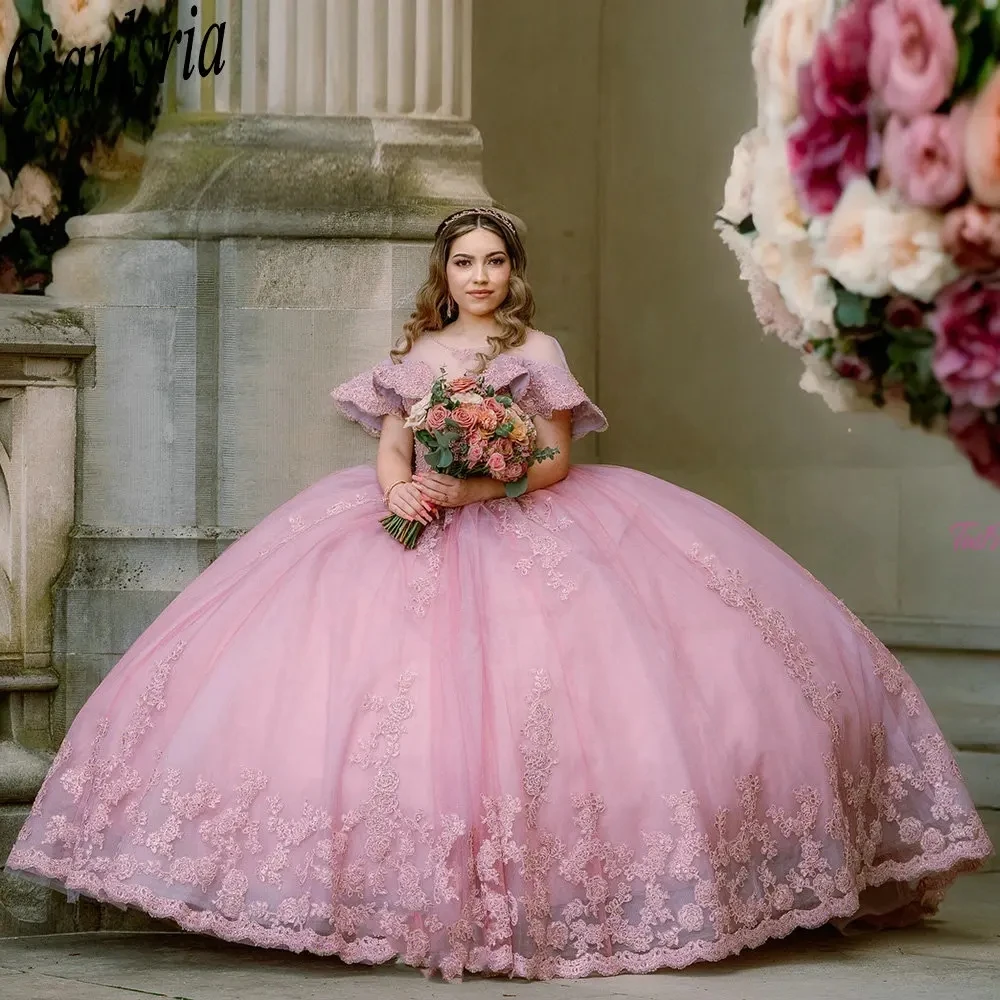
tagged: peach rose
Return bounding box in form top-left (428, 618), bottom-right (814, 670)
top-left (503, 461), bottom-right (526, 483)
top-left (508, 419), bottom-right (530, 444)
top-left (498, 438), bottom-right (514, 458)
top-left (485, 397), bottom-right (505, 420)
top-left (451, 405), bottom-right (478, 430)
top-left (447, 376), bottom-right (479, 392)
top-left (476, 406), bottom-right (499, 432)
top-left (942, 203), bottom-right (1000, 271)
top-left (425, 404), bottom-right (448, 431)
top-left (486, 452), bottom-right (507, 475)
top-left (966, 66), bottom-right (1000, 207)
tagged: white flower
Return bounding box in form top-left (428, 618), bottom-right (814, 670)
top-left (752, 0), bottom-right (830, 133)
top-left (811, 177), bottom-right (959, 301)
top-left (886, 205), bottom-right (960, 303)
top-left (0, 170), bottom-right (14, 239)
top-left (11, 165), bottom-right (61, 224)
top-left (720, 128), bottom-right (763, 224)
top-left (403, 391), bottom-right (433, 429)
top-left (810, 177), bottom-right (896, 297)
top-left (44, 0), bottom-right (113, 50)
top-left (750, 136), bottom-right (810, 245)
top-left (752, 236), bottom-right (836, 330)
top-left (451, 391), bottom-right (484, 405)
top-left (0, 0), bottom-right (18, 87)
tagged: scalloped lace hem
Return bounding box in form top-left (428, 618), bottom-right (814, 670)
top-left (5, 839), bottom-right (991, 982)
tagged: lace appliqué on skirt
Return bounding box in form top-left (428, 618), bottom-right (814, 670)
top-left (487, 495), bottom-right (577, 601)
top-left (8, 636), bottom-right (991, 981)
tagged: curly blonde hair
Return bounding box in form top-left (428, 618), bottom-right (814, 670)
top-left (390, 208), bottom-right (535, 373)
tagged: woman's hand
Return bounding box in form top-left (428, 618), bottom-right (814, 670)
top-left (386, 481), bottom-right (437, 525)
top-left (413, 472), bottom-right (494, 509)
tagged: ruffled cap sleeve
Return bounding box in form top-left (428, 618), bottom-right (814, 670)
top-left (330, 358), bottom-right (409, 436)
top-left (505, 337), bottom-right (608, 440)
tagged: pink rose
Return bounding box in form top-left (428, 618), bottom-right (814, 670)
top-left (467, 441), bottom-right (485, 466)
top-left (929, 276), bottom-right (1000, 408)
top-left (788, 0), bottom-right (879, 215)
top-left (503, 461), bottom-right (526, 483)
top-left (486, 452), bottom-right (507, 475)
top-left (425, 404), bottom-right (448, 431)
top-left (451, 404), bottom-right (478, 430)
top-left (485, 397), bottom-right (505, 420)
top-left (447, 376), bottom-right (479, 392)
top-left (966, 67), bottom-right (1000, 206)
top-left (498, 438), bottom-right (514, 458)
top-left (942, 203), bottom-right (1000, 271)
top-left (949, 406), bottom-right (1000, 488)
top-left (881, 106), bottom-right (967, 208)
top-left (869, 0), bottom-right (958, 119)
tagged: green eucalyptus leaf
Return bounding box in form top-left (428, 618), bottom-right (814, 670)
top-left (504, 477), bottom-right (529, 499)
top-left (14, 0), bottom-right (44, 30)
top-left (834, 288), bottom-right (870, 329)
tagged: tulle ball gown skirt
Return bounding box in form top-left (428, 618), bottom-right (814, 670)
top-left (5, 462), bottom-right (993, 980)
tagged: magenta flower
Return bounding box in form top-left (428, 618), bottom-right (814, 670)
top-left (788, 0), bottom-right (880, 215)
top-left (929, 276), bottom-right (1000, 408)
top-left (948, 405), bottom-right (1000, 489)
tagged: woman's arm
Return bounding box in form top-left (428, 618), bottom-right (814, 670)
top-left (414, 409), bottom-right (573, 508)
top-left (377, 414), bottom-right (436, 524)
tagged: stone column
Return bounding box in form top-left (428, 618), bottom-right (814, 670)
top-left (42, 0), bottom-right (494, 780)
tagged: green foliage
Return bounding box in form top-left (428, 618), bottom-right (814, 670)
top-left (0, 2), bottom-right (177, 293)
top-left (744, 1), bottom-right (766, 27)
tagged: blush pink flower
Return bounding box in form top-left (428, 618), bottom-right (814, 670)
top-left (425, 404), bottom-right (448, 431)
top-left (447, 376), bottom-right (479, 392)
top-left (467, 441), bottom-right (485, 466)
top-left (942, 203), bottom-right (1000, 272)
top-left (881, 106), bottom-right (968, 208)
top-left (948, 405), bottom-right (1000, 488)
top-left (787, 0), bottom-right (880, 215)
top-left (502, 461), bottom-right (526, 483)
top-left (929, 276), bottom-right (1000, 408)
top-left (484, 397), bottom-right (505, 420)
top-left (486, 452), bottom-right (507, 475)
top-left (869, 0), bottom-right (958, 119)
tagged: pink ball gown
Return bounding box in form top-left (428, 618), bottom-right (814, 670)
top-left (5, 338), bottom-right (992, 982)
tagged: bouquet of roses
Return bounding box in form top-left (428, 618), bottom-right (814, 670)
top-left (720, 0), bottom-right (1000, 488)
top-left (381, 373), bottom-right (560, 548)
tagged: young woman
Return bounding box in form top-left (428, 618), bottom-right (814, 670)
top-left (6, 207), bottom-right (992, 982)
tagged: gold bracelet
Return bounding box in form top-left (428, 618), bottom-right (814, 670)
top-left (383, 478), bottom-right (409, 506)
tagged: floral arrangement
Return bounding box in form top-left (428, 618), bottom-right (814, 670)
top-left (0, 1), bottom-right (174, 293)
top-left (382, 373), bottom-right (559, 548)
top-left (720, 0), bottom-right (1000, 487)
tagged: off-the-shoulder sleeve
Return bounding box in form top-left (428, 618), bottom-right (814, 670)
top-left (509, 339), bottom-right (608, 439)
top-left (330, 358), bottom-right (408, 437)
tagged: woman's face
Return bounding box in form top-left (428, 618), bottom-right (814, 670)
top-left (445, 228), bottom-right (512, 318)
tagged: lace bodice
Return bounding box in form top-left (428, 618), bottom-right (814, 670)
top-left (330, 340), bottom-right (608, 466)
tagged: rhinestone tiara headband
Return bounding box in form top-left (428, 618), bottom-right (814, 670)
top-left (437, 206), bottom-right (518, 238)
